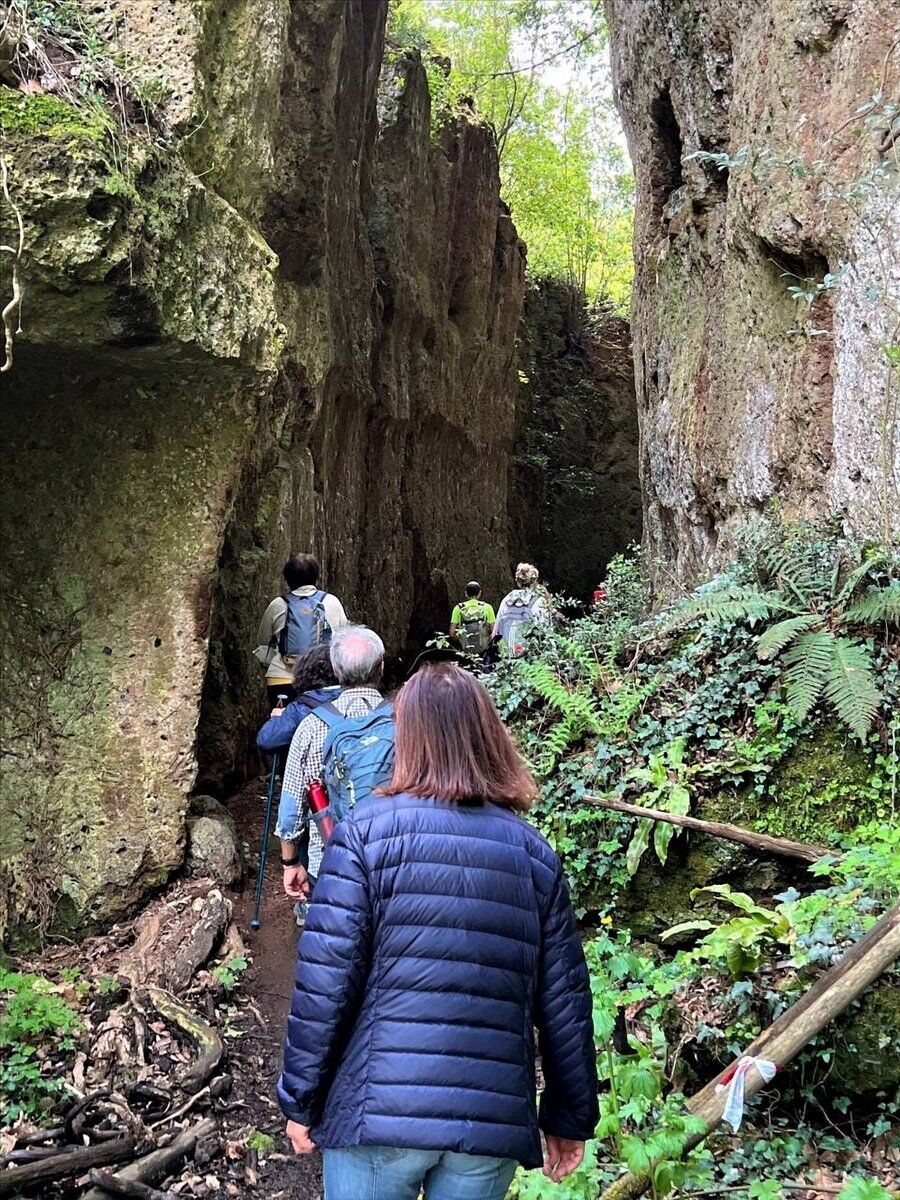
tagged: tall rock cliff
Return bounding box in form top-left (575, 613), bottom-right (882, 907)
top-left (606, 0), bottom-right (900, 584)
top-left (0, 0), bottom-right (524, 935)
top-left (511, 281), bottom-right (641, 600)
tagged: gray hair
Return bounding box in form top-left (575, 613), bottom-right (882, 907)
top-left (329, 624), bottom-right (385, 687)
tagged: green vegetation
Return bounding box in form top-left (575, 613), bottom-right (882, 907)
top-left (246, 1129), bottom-right (276, 1155)
top-left (387, 0), bottom-right (634, 307)
top-left (0, 969), bottom-right (80, 1122)
top-left (212, 954), bottom-right (249, 994)
top-left (0, 89), bottom-right (107, 143)
top-left (488, 517), bottom-right (899, 1196)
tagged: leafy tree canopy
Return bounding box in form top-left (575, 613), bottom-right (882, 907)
top-left (388, 0), bottom-right (634, 309)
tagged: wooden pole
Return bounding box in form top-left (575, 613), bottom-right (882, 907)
top-left (585, 794), bottom-right (830, 863)
top-left (597, 903), bottom-right (900, 1200)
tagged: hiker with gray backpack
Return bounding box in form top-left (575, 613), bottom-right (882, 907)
top-left (494, 562), bottom-right (550, 657)
top-left (254, 553), bottom-right (349, 705)
top-left (276, 626), bottom-right (394, 920)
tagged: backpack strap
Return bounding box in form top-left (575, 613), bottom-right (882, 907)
top-left (316, 701), bottom-right (346, 730)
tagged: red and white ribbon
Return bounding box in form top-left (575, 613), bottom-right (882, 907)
top-left (715, 1056), bottom-right (778, 1131)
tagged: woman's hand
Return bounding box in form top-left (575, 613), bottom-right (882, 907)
top-left (542, 1135), bottom-right (584, 1181)
top-left (286, 1120), bottom-right (316, 1155)
top-left (270, 706), bottom-right (286, 718)
top-left (283, 864), bottom-right (309, 899)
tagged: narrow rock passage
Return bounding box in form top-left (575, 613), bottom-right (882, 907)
top-left (225, 778), bottom-right (324, 1199)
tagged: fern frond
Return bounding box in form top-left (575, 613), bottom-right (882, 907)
top-left (782, 630), bottom-right (833, 721)
top-left (823, 637), bottom-right (882, 740)
top-left (667, 585), bottom-right (786, 630)
top-left (843, 585), bottom-right (900, 626)
top-left (756, 614), bottom-right (819, 661)
top-left (834, 553), bottom-right (885, 606)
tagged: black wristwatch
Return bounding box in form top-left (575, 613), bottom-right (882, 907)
top-left (281, 852), bottom-right (301, 867)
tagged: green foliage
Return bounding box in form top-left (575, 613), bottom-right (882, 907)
top-left (0, 969), bottom-right (81, 1047)
top-left (838, 1180), bottom-right (894, 1200)
top-left (663, 885), bottom-right (792, 979)
top-left (387, 0), bottom-right (634, 306)
top-left (247, 1129), bottom-right (276, 1155)
top-left (622, 739), bottom-right (691, 874)
top-left (212, 955), bottom-right (248, 994)
top-left (0, 89), bottom-right (107, 143)
top-left (0, 1046), bottom-right (67, 1123)
top-left (0, 970), bottom-right (80, 1124)
top-left (486, 519), bottom-right (897, 925)
top-left (666, 524), bottom-right (896, 739)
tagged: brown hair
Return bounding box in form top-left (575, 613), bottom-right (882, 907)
top-left (381, 664), bottom-right (537, 811)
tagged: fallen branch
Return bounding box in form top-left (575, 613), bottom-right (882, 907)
top-left (597, 902), bottom-right (900, 1200)
top-left (0, 1136), bottom-right (135, 1197)
top-left (87, 1168), bottom-right (170, 1198)
top-left (585, 794), bottom-right (829, 863)
top-left (144, 986), bottom-right (224, 1093)
top-left (148, 1085), bottom-right (210, 1130)
top-left (79, 1118), bottom-right (216, 1200)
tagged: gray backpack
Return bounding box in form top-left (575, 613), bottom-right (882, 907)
top-left (495, 591), bottom-right (541, 653)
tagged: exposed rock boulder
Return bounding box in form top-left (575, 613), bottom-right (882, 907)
top-left (511, 280), bottom-right (642, 600)
top-left (0, 1), bottom-right (524, 936)
top-left (605, 0), bottom-right (900, 586)
top-left (186, 798), bottom-right (242, 888)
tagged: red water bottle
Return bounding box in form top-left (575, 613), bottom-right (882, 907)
top-left (307, 778), bottom-right (335, 844)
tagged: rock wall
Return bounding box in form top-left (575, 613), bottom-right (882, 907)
top-left (511, 281), bottom-right (642, 600)
top-left (605, 0), bottom-right (900, 585)
top-left (0, 0), bottom-right (524, 936)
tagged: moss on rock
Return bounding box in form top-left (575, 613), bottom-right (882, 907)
top-left (707, 725), bottom-right (879, 844)
top-left (0, 88), bottom-right (109, 143)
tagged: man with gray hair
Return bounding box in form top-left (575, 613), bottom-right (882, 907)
top-left (277, 625), bottom-right (389, 914)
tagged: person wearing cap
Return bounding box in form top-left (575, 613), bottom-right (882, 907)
top-left (449, 581), bottom-right (496, 664)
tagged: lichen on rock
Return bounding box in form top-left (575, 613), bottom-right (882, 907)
top-left (0, 1), bottom-right (528, 936)
top-left (605, 0), bottom-right (900, 587)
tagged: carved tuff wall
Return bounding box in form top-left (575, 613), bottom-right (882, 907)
top-left (0, 0), bottom-right (524, 935)
top-left (511, 280), bottom-right (642, 600)
top-left (605, 0), bottom-right (900, 585)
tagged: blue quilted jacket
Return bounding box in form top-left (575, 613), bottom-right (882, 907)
top-left (255, 686), bottom-right (341, 753)
top-left (277, 794), bottom-right (598, 1167)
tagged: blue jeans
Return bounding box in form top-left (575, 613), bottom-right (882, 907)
top-left (322, 1145), bottom-right (518, 1200)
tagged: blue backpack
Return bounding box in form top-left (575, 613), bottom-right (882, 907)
top-left (278, 590), bottom-right (331, 662)
top-left (317, 700), bottom-right (395, 822)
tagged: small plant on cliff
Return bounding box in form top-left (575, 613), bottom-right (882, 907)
top-left (668, 523), bottom-right (897, 739)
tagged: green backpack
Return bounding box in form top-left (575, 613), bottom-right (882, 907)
top-left (458, 600), bottom-right (491, 653)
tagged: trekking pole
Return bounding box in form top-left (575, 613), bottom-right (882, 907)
top-left (251, 694), bottom-right (287, 930)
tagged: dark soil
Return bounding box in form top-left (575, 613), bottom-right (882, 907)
top-left (226, 776), bottom-right (323, 1200)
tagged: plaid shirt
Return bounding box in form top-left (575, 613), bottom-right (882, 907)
top-left (275, 687), bottom-right (384, 878)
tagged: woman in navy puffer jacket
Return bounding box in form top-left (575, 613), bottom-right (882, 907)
top-left (278, 662), bottom-right (599, 1200)
top-left (255, 644), bottom-right (340, 755)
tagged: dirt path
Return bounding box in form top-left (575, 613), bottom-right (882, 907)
top-left (226, 777), bottom-right (323, 1199)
